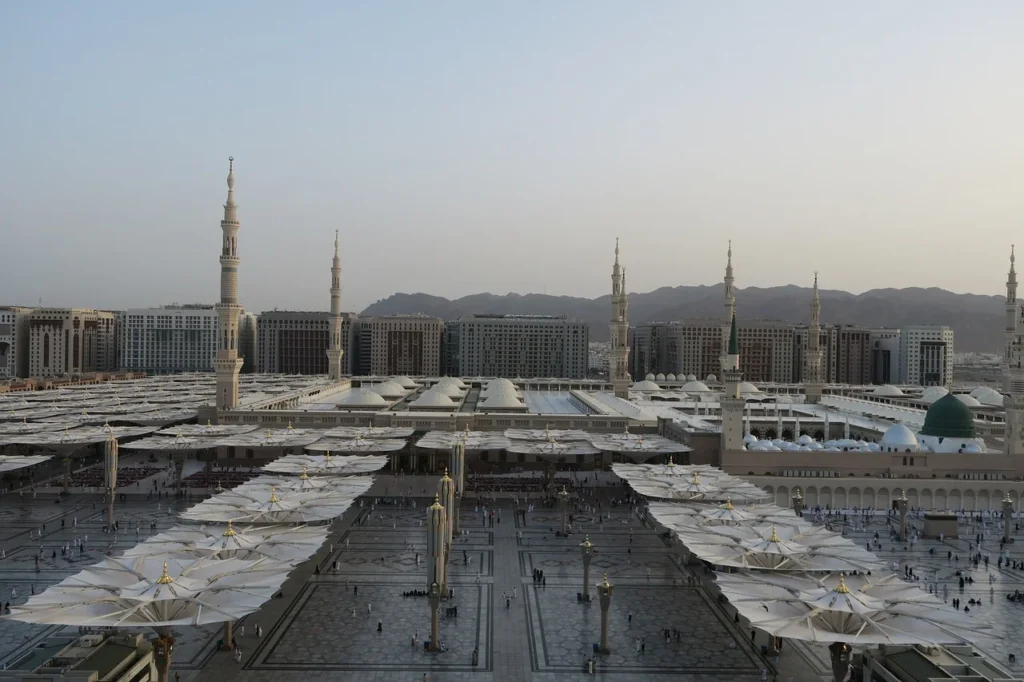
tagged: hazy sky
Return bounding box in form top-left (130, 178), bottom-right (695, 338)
top-left (1, 2), bottom-right (1021, 313)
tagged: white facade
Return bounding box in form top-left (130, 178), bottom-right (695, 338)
top-left (454, 315), bottom-right (589, 379)
top-left (118, 306), bottom-right (218, 374)
top-left (27, 308), bottom-right (117, 378)
top-left (898, 326), bottom-right (954, 387)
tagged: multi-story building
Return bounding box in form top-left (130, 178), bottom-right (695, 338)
top-left (357, 315), bottom-right (443, 376)
top-left (869, 328), bottom-right (901, 384)
top-left (238, 311), bottom-right (258, 373)
top-left (118, 305), bottom-right (218, 374)
top-left (27, 308), bottom-right (117, 378)
top-left (899, 325), bottom-right (954, 386)
top-left (0, 306), bottom-right (31, 379)
top-left (257, 311), bottom-right (357, 375)
top-left (631, 319), bottom-right (794, 384)
top-left (449, 314), bottom-right (589, 379)
top-left (832, 325), bottom-right (872, 385)
top-left (443, 321), bottom-right (460, 376)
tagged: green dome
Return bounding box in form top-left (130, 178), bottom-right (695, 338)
top-left (920, 393), bottom-right (976, 439)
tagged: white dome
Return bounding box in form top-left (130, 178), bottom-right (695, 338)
top-left (705, 374), bottom-right (717, 383)
top-left (920, 386), bottom-right (949, 404)
top-left (485, 378), bottom-right (517, 392)
top-left (681, 381), bottom-right (711, 393)
top-left (880, 423), bottom-right (919, 452)
top-left (632, 380), bottom-right (661, 391)
top-left (413, 389), bottom-right (457, 408)
top-left (479, 393), bottom-right (524, 409)
top-left (645, 373), bottom-right (656, 381)
top-left (739, 382), bottom-right (760, 394)
top-left (972, 387), bottom-right (1004, 407)
top-left (954, 394), bottom-right (981, 407)
top-left (686, 374), bottom-right (698, 382)
top-left (963, 443), bottom-right (984, 453)
top-left (334, 388), bottom-right (388, 407)
top-left (368, 380), bottom-right (407, 398)
top-left (872, 385), bottom-right (904, 397)
top-left (797, 434), bottom-right (816, 446)
top-left (438, 376), bottom-right (467, 389)
top-left (394, 375), bottom-right (419, 389)
top-left (743, 433), bottom-right (759, 445)
top-left (655, 373), bottom-right (666, 381)
top-left (666, 373), bottom-right (676, 381)
top-left (431, 382), bottom-right (464, 398)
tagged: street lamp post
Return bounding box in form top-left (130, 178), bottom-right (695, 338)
top-left (597, 573), bottom-right (613, 654)
top-left (896, 489), bottom-right (909, 542)
top-left (557, 486), bottom-right (570, 536)
top-left (791, 487), bottom-right (803, 516)
top-left (580, 535), bottom-right (593, 601)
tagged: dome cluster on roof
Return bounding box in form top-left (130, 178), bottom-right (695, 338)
top-left (478, 378), bottom-right (525, 409)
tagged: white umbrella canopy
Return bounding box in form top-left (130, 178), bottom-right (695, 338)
top-left (213, 427), bottom-right (325, 449)
top-left (416, 429), bottom-right (512, 452)
top-left (648, 500), bottom-right (808, 529)
top-left (506, 437), bottom-right (600, 457)
top-left (180, 482), bottom-right (370, 524)
top-left (714, 571), bottom-right (975, 646)
top-left (239, 472), bottom-right (374, 494)
top-left (0, 420), bottom-right (69, 435)
top-left (612, 463), bottom-right (771, 503)
top-left (120, 433), bottom-right (216, 451)
top-left (674, 524), bottom-right (883, 572)
top-left (264, 453), bottom-right (389, 476)
top-left (0, 454), bottom-right (53, 473)
top-left (5, 554), bottom-right (292, 627)
top-left (7, 425), bottom-right (158, 447)
top-left (155, 424), bottom-right (259, 437)
top-left (590, 433), bottom-right (693, 459)
top-left (504, 427), bottom-right (592, 441)
top-left (320, 425), bottom-right (414, 439)
top-left (124, 522), bottom-right (328, 562)
top-left (304, 437), bottom-right (406, 453)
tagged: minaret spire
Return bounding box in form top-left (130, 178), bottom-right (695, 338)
top-left (327, 230), bottom-right (344, 380)
top-left (721, 241), bottom-right (736, 371)
top-left (610, 240), bottom-right (630, 398)
top-left (804, 271), bottom-right (824, 404)
top-left (720, 310), bottom-right (745, 452)
top-left (214, 156), bottom-right (243, 410)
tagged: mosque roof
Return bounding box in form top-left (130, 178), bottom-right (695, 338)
top-left (920, 394), bottom-right (976, 439)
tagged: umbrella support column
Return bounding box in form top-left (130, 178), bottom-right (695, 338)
top-left (152, 631), bottom-right (175, 682)
top-left (63, 457), bottom-right (72, 494)
top-left (828, 642), bottom-right (852, 682)
top-left (221, 621), bottom-right (233, 650)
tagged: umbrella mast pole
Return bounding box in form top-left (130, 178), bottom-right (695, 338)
top-left (222, 620), bottom-right (234, 650)
top-left (828, 642), bottom-right (852, 682)
top-left (152, 629), bottom-right (175, 682)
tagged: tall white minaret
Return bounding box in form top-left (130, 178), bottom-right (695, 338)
top-left (721, 241), bottom-right (736, 370)
top-left (214, 157), bottom-right (244, 411)
top-left (326, 230), bottom-right (344, 380)
top-left (610, 239), bottom-right (631, 398)
top-left (1004, 245), bottom-right (1018, 393)
top-left (720, 312), bottom-right (744, 452)
top-left (804, 272), bottom-right (824, 404)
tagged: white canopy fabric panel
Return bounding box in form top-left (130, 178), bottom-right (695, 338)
top-left (506, 439), bottom-right (600, 457)
top-left (648, 501), bottom-right (808, 529)
top-left (7, 554), bottom-right (293, 627)
top-left (213, 427), bottom-right (325, 448)
top-left (0, 455), bottom-right (53, 473)
top-left (416, 430), bottom-right (511, 452)
top-left (612, 463), bottom-right (770, 503)
top-left (264, 453), bottom-right (389, 476)
top-left (590, 433), bottom-right (692, 455)
top-left (124, 523), bottom-right (328, 562)
top-left (503, 428), bottom-right (591, 441)
top-left (156, 424), bottom-right (259, 437)
top-left (320, 426), bottom-right (414, 440)
top-left (304, 437), bottom-right (407, 454)
top-left (120, 434), bottom-right (218, 451)
top-left (180, 480), bottom-right (371, 524)
top-left (4, 425), bottom-right (158, 447)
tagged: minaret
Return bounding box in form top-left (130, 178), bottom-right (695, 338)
top-left (1005, 245), bottom-right (1019, 393)
top-left (214, 157), bottom-right (243, 411)
top-left (721, 241), bottom-right (736, 370)
top-left (1004, 246), bottom-right (1024, 456)
top-left (326, 230), bottom-right (344, 380)
top-left (720, 313), bottom-right (745, 452)
top-left (610, 239), bottom-right (631, 398)
top-left (804, 272), bottom-right (824, 404)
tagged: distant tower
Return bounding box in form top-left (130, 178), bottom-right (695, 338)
top-left (610, 239), bottom-right (631, 398)
top-left (214, 157), bottom-right (243, 410)
top-left (720, 313), bottom-right (745, 452)
top-left (804, 272), bottom-right (824, 404)
top-left (326, 230), bottom-right (344, 380)
top-left (1004, 245), bottom-right (1024, 456)
top-left (721, 241), bottom-right (736, 370)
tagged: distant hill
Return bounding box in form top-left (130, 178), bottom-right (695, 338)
top-left (361, 285), bottom-right (1004, 353)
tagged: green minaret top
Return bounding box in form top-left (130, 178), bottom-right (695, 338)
top-left (728, 312), bottom-right (739, 356)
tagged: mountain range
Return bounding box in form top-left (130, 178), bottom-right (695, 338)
top-left (361, 285), bottom-right (1004, 353)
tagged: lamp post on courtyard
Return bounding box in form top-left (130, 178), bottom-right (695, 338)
top-left (791, 488), bottom-right (803, 517)
top-left (427, 494), bottom-right (447, 647)
top-left (896, 489), bottom-right (909, 543)
top-left (597, 573), bottom-right (613, 654)
top-left (580, 535), bottom-right (593, 601)
top-left (104, 435), bottom-right (118, 530)
top-left (1003, 493), bottom-right (1015, 544)
top-left (557, 486), bottom-right (570, 536)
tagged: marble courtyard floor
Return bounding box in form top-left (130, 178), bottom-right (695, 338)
top-left (6, 483), bottom-right (1024, 680)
